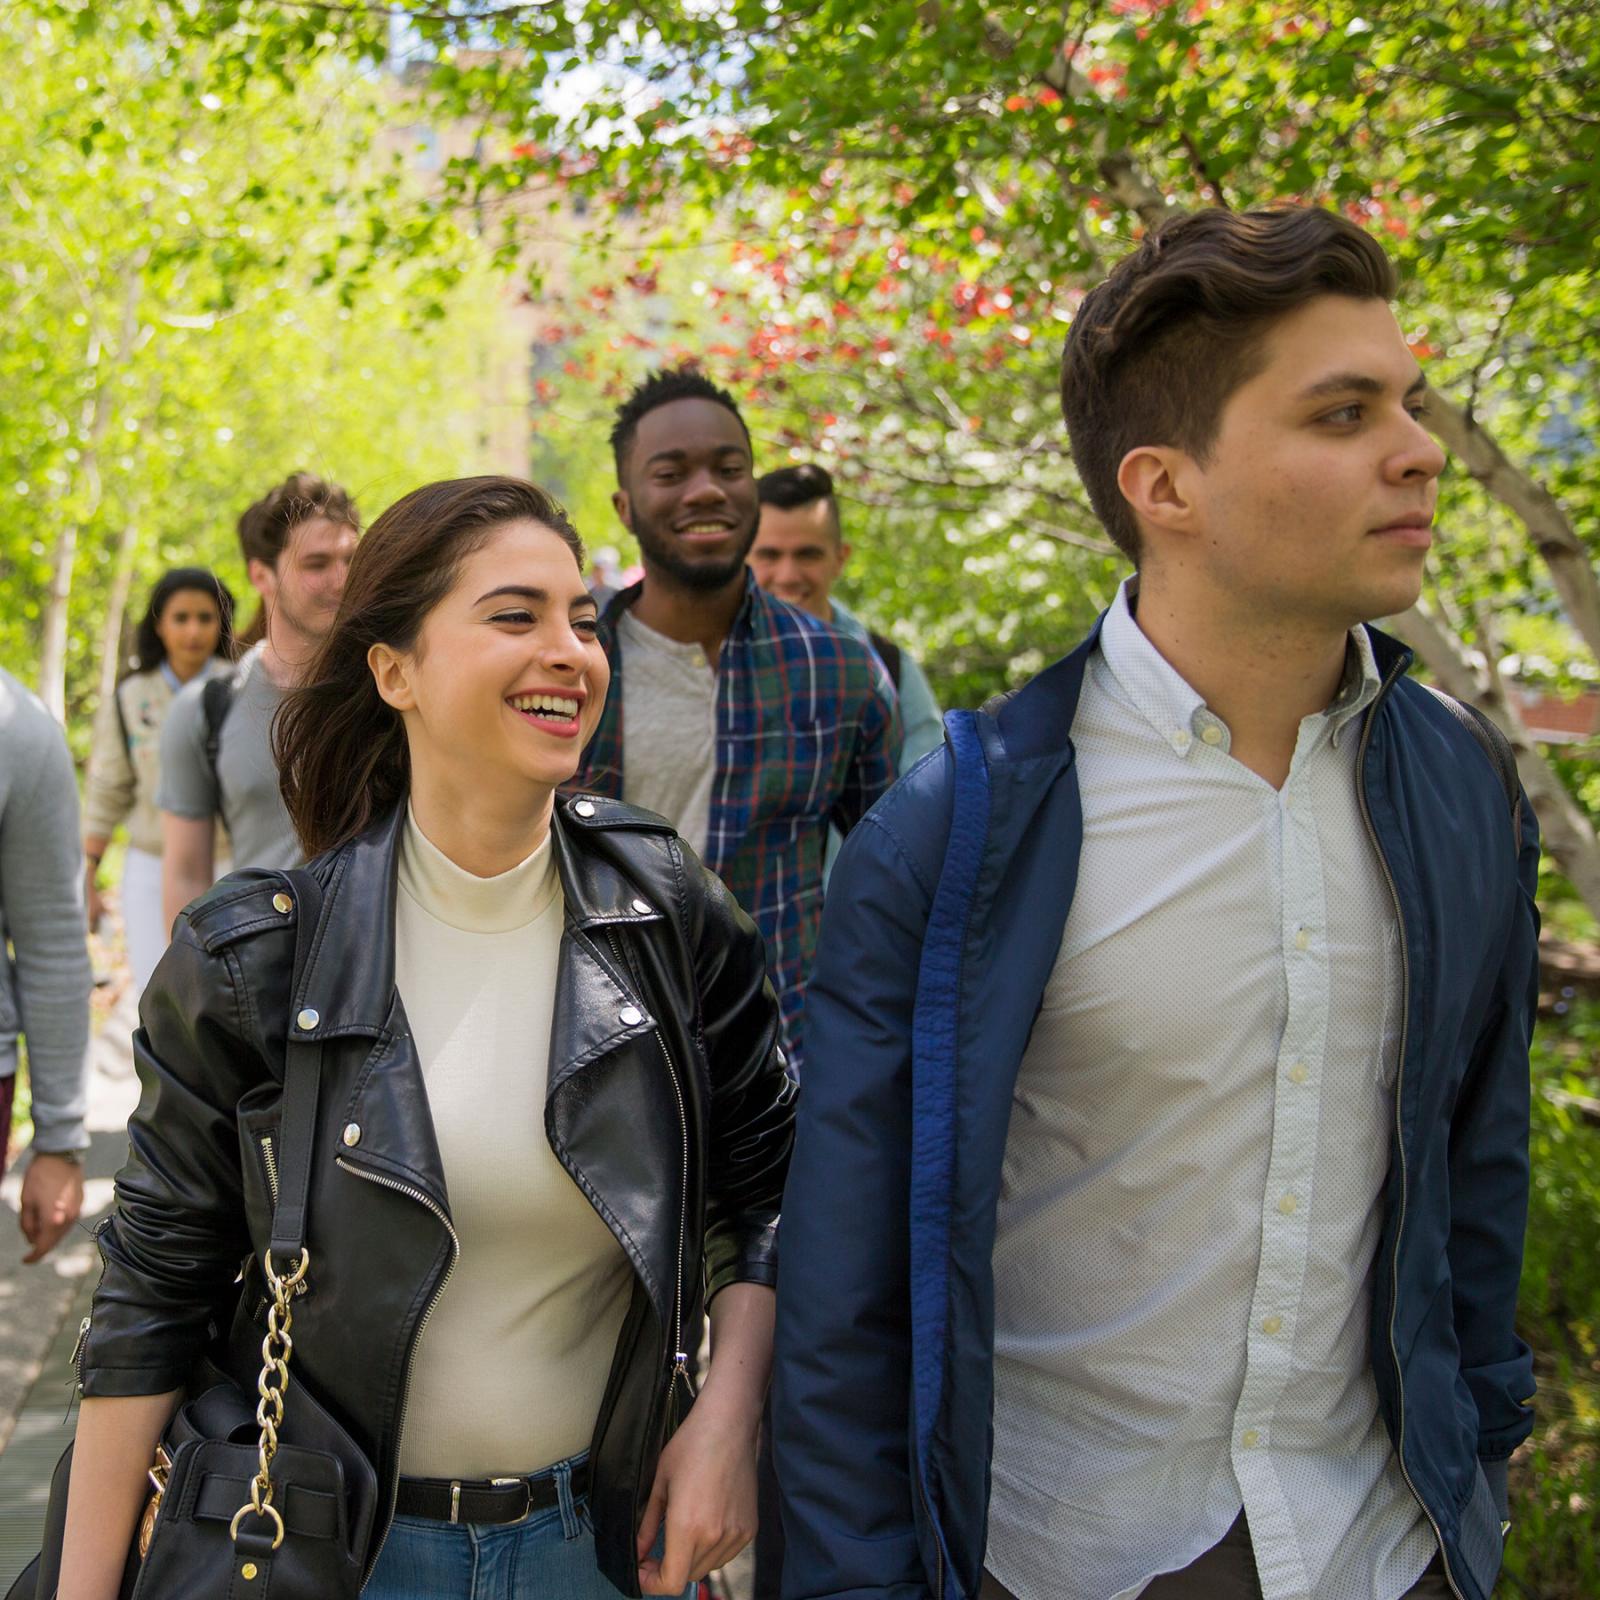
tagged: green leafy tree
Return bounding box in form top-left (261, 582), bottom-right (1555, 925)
top-left (0, 2), bottom-right (490, 733)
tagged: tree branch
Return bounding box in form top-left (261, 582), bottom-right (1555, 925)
top-left (1423, 390), bottom-right (1600, 665)
top-left (1385, 600), bottom-right (1600, 914)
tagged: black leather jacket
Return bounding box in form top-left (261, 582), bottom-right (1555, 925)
top-left (79, 798), bottom-right (795, 1596)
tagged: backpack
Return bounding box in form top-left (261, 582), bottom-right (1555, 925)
top-left (1423, 686), bottom-right (1523, 850)
top-left (867, 629), bottom-right (903, 693)
top-left (201, 672), bottom-right (239, 835)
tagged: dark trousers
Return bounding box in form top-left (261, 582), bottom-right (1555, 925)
top-left (979, 1516), bottom-right (1456, 1600)
top-left (0, 1072), bottom-right (14, 1183)
top-left (751, 1398), bottom-right (783, 1598)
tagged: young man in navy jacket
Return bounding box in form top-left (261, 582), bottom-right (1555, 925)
top-left (773, 206), bottom-right (1538, 1600)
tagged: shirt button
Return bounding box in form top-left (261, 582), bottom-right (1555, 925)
top-left (1240, 1429), bottom-right (1261, 1449)
top-left (1294, 928), bottom-right (1311, 952)
top-left (1278, 1192), bottom-right (1299, 1216)
top-left (1261, 1315), bottom-right (1284, 1335)
top-left (1287, 1062), bottom-right (1310, 1085)
top-left (1199, 724), bottom-right (1224, 747)
top-left (619, 1005), bottom-right (643, 1027)
top-left (1170, 729), bottom-right (1192, 753)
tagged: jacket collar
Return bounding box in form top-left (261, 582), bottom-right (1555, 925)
top-left (298, 797), bottom-right (668, 1038)
top-left (984, 609), bottom-right (1412, 770)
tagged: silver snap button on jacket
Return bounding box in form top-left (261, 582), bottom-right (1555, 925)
top-left (296, 1008), bottom-right (320, 1031)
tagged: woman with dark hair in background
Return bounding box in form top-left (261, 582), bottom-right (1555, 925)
top-left (58, 477), bottom-right (792, 1600)
top-left (81, 566), bottom-right (236, 991)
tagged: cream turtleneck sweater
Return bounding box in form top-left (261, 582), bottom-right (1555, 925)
top-left (394, 808), bottom-right (633, 1478)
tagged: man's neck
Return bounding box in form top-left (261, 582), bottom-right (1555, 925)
top-left (258, 621), bottom-right (319, 690)
top-left (1131, 570), bottom-right (1352, 789)
top-left (629, 566), bottom-right (748, 661)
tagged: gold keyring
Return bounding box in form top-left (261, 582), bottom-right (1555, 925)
top-left (229, 1501), bottom-right (286, 1550)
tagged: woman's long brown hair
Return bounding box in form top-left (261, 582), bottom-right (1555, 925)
top-left (275, 476), bottom-right (585, 860)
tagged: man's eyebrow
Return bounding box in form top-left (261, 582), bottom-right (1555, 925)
top-left (1299, 370), bottom-right (1429, 402)
top-left (643, 443), bottom-right (750, 467)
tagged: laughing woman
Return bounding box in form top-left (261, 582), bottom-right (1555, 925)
top-left (58, 477), bottom-right (794, 1600)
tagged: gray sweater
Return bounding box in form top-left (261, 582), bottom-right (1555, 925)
top-left (0, 666), bottom-right (91, 1152)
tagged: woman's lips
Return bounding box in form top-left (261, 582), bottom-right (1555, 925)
top-left (511, 705), bottom-right (582, 739)
top-left (1370, 520), bottom-right (1433, 549)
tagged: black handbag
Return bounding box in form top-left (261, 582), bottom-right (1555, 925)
top-left (6, 867), bottom-right (379, 1600)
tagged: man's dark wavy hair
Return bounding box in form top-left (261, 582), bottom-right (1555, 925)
top-left (610, 365), bottom-right (749, 478)
top-left (1060, 205), bottom-right (1398, 563)
top-left (757, 463), bottom-right (836, 510)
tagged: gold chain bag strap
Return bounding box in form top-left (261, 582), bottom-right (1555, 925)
top-left (229, 1245), bottom-right (312, 1552)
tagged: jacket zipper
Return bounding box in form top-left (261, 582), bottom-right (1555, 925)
top-left (607, 929), bottom-right (693, 1400)
top-left (260, 1135), bottom-right (280, 1204)
top-left (334, 1155), bottom-right (460, 1580)
top-left (71, 1218), bottom-right (115, 1392)
top-left (1355, 662), bottom-right (1463, 1600)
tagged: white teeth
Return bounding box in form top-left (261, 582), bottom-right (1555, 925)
top-left (510, 693), bottom-right (579, 718)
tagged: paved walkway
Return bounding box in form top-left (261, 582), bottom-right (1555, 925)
top-left (0, 1002), bottom-right (141, 1587)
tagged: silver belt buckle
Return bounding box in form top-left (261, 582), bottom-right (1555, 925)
top-left (449, 1480), bottom-right (462, 1524)
top-left (490, 1476), bottom-right (534, 1524)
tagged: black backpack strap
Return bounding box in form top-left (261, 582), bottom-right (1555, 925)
top-left (113, 677), bottom-right (133, 756)
top-left (867, 629), bottom-right (904, 692)
top-left (267, 867), bottom-right (325, 1266)
top-left (201, 673), bottom-right (238, 829)
top-left (1423, 686), bottom-right (1523, 849)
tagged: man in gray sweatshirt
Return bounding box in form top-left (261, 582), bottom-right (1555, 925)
top-left (1, 665), bottom-right (92, 1262)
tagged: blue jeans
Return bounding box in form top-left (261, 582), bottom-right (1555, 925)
top-left (363, 1454), bottom-right (650, 1600)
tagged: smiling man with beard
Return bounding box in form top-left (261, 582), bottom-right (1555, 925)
top-left (569, 367), bottom-right (901, 1080)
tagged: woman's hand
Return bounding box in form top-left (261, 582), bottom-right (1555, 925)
top-left (635, 1378), bottom-right (760, 1595)
top-left (636, 1282), bottom-right (775, 1596)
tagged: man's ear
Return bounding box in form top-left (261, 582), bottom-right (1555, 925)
top-left (611, 487), bottom-right (633, 532)
top-left (1116, 445), bottom-right (1202, 545)
top-left (368, 642), bottom-right (416, 713)
top-left (836, 540), bottom-right (853, 571)
top-left (246, 556), bottom-right (277, 602)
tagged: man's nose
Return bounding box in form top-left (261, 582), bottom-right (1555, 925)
top-left (683, 468), bottom-right (728, 505)
top-left (1392, 412), bottom-right (1447, 483)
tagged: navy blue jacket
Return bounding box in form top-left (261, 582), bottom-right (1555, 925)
top-left (774, 622), bottom-right (1539, 1600)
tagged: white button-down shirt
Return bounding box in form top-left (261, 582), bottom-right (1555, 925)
top-left (985, 583), bottom-right (1438, 1600)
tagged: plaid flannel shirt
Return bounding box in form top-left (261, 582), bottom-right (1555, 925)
top-left (569, 572), bottom-right (901, 1071)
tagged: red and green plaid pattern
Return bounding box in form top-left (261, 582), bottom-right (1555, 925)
top-left (570, 573), bottom-right (901, 1070)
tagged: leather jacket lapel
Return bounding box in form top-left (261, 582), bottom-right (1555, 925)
top-left (334, 989), bottom-right (451, 1216)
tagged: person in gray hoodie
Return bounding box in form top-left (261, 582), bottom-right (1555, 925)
top-left (1, 664), bottom-right (92, 1261)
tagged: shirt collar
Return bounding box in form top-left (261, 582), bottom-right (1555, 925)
top-left (601, 567), bottom-right (763, 646)
top-left (158, 660), bottom-right (183, 694)
top-left (1098, 578), bottom-right (1386, 758)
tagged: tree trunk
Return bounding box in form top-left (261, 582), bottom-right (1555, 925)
top-left (37, 258), bottom-right (145, 721)
top-left (1421, 394), bottom-right (1600, 668)
top-left (1387, 602), bottom-right (1600, 918)
top-left (95, 496), bottom-right (145, 713)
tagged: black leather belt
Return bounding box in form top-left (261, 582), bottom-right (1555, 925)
top-left (394, 1462), bottom-right (591, 1526)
